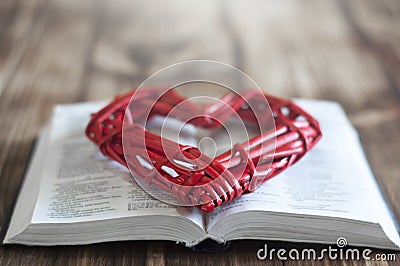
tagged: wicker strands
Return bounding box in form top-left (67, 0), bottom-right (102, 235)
top-left (85, 88), bottom-right (322, 212)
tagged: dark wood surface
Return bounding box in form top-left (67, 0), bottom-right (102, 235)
top-left (1, 0), bottom-right (400, 265)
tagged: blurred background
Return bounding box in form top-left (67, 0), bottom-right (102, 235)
top-left (1, 0), bottom-right (399, 108)
top-left (0, 0), bottom-right (399, 263)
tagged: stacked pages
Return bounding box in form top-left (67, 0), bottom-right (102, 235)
top-left (3, 99), bottom-right (400, 250)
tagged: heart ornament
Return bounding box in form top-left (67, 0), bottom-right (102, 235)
top-left (86, 87), bottom-right (322, 212)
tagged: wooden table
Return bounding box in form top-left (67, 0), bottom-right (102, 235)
top-left (1, 0), bottom-right (399, 265)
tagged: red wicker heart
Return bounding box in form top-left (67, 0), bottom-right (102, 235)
top-left (85, 88), bottom-right (322, 212)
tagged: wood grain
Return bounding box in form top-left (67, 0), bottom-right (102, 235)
top-left (1, 0), bottom-right (400, 265)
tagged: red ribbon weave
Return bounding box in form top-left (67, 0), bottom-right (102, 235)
top-left (85, 88), bottom-right (322, 212)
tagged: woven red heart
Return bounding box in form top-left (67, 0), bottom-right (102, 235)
top-left (85, 88), bottom-right (322, 212)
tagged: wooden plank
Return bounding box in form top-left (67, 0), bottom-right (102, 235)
top-left (0, 0), bottom-right (99, 265)
top-left (0, 0), bottom-right (97, 218)
top-left (338, 0), bottom-right (400, 99)
top-left (83, 0), bottom-right (243, 101)
top-left (163, 241), bottom-right (282, 266)
top-left (0, 0), bottom-right (19, 35)
top-left (224, 0), bottom-right (400, 112)
top-left (0, 0), bottom-right (48, 96)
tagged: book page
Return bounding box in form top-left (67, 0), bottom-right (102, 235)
top-left (31, 102), bottom-right (204, 229)
top-left (3, 124), bottom-right (52, 242)
top-left (208, 100), bottom-right (400, 246)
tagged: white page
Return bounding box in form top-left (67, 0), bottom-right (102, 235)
top-left (31, 102), bottom-right (203, 229)
top-left (3, 125), bottom-right (52, 242)
top-left (208, 99), bottom-right (400, 247)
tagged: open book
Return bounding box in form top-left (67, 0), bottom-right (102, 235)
top-left (3, 98), bottom-right (400, 250)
